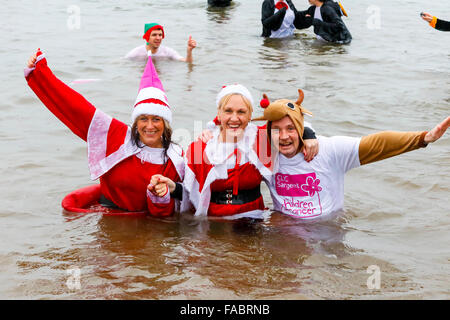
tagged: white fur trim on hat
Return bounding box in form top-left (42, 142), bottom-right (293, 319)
top-left (215, 84), bottom-right (254, 108)
top-left (132, 103), bottom-right (172, 124)
top-left (134, 87), bottom-right (168, 106)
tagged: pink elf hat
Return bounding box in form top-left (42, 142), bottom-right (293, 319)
top-left (132, 56), bottom-right (172, 124)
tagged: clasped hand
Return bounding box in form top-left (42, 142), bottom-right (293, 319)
top-left (147, 174), bottom-right (176, 197)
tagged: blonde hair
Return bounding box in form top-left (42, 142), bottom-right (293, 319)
top-left (217, 93), bottom-right (253, 114)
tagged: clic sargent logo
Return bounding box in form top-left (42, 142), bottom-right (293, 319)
top-left (276, 172), bottom-right (323, 218)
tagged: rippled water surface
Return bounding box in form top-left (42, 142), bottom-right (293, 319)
top-left (1, 0), bottom-right (449, 299)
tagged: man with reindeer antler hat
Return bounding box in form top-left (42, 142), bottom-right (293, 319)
top-left (253, 89), bottom-right (450, 220)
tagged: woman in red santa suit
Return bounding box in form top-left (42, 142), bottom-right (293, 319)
top-left (25, 49), bottom-right (184, 216)
top-left (151, 85), bottom-right (317, 219)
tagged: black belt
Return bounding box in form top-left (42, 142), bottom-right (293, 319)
top-left (210, 186), bottom-right (261, 205)
top-left (99, 194), bottom-right (122, 210)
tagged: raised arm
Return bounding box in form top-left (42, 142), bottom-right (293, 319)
top-left (183, 35), bottom-right (197, 63)
top-left (25, 50), bottom-right (96, 141)
top-left (359, 117), bottom-right (450, 165)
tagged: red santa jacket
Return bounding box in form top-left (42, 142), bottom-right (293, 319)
top-left (181, 123), bottom-right (275, 218)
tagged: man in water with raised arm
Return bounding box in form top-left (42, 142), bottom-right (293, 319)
top-left (125, 23), bottom-right (197, 62)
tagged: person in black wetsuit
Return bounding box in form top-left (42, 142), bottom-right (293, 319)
top-left (208, 0), bottom-right (232, 7)
top-left (295, 0), bottom-right (352, 44)
top-left (421, 12), bottom-right (450, 32)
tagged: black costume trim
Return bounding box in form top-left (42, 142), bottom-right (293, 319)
top-left (211, 186), bottom-right (261, 205)
top-left (171, 182), bottom-right (183, 201)
top-left (436, 18), bottom-right (450, 32)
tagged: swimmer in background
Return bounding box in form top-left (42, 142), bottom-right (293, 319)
top-left (421, 12), bottom-right (450, 32)
top-left (125, 23), bottom-right (197, 62)
top-left (295, 0), bottom-right (352, 44)
top-left (208, 0), bottom-right (232, 7)
top-left (261, 0), bottom-right (303, 38)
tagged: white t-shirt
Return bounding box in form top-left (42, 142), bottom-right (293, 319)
top-left (270, 1), bottom-right (296, 38)
top-left (313, 6), bottom-right (327, 42)
top-left (265, 136), bottom-right (361, 220)
top-left (314, 6), bottom-right (323, 21)
top-left (125, 44), bottom-right (183, 61)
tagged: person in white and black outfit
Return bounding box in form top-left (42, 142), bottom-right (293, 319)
top-left (296, 0), bottom-right (352, 44)
top-left (261, 0), bottom-right (303, 38)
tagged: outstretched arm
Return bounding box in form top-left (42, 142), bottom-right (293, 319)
top-left (25, 50), bottom-right (96, 141)
top-left (422, 12), bottom-right (450, 31)
top-left (359, 117), bottom-right (450, 165)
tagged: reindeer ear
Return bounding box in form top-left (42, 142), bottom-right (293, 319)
top-left (296, 89), bottom-right (304, 105)
top-left (260, 93), bottom-right (270, 109)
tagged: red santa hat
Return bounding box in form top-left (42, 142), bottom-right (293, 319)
top-left (208, 84), bottom-right (254, 129)
top-left (215, 84), bottom-right (254, 108)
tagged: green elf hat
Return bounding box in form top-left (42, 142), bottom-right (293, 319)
top-left (143, 23), bottom-right (165, 43)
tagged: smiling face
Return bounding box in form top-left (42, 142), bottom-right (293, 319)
top-left (147, 29), bottom-right (163, 49)
top-left (136, 114), bottom-right (164, 148)
top-left (270, 115), bottom-right (301, 158)
top-left (217, 94), bottom-right (252, 142)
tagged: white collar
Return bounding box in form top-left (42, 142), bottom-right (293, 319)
top-left (205, 123), bottom-right (258, 165)
top-left (135, 144), bottom-right (165, 164)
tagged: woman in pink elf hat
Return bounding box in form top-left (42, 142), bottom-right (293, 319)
top-left (151, 84), bottom-right (318, 219)
top-left (25, 49), bottom-right (184, 216)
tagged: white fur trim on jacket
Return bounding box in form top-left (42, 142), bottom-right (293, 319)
top-left (147, 188), bottom-right (170, 204)
top-left (180, 123), bottom-right (275, 217)
top-left (87, 109), bottom-right (183, 180)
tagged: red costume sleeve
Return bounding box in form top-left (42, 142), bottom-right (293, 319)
top-left (25, 55), bottom-right (96, 141)
top-left (147, 194), bottom-right (176, 217)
